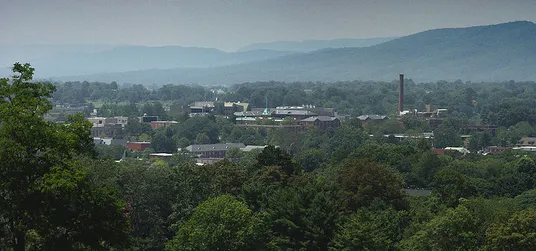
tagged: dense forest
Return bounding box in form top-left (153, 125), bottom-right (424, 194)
top-left (3, 63), bottom-right (536, 250)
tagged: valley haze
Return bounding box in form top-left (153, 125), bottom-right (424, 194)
top-left (41, 21), bottom-right (536, 85)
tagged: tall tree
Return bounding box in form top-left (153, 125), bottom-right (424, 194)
top-left (166, 195), bottom-right (267, 251)
top-left (0, 63), bottom-right (129, 250)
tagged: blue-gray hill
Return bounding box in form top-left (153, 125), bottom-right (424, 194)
top-left (237, 37), bottom-right (396, 52)
top-left (55, 21), bottom-right (536, 85)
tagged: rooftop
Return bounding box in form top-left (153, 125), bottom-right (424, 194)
top-left (186, 143), bottom-right (246, 152)
top-left (190, 101), bottom-right (215, 107)
top-left (301, 116), bottom-right (339, 122)
top-left (234, 111), bottom-right (265, 117)
top-left (357, 115), bottom-right (388, 121)
top-left (242, 145), bottom-right (268, 152)
top-left (274, 109), bottom-right (316, 116)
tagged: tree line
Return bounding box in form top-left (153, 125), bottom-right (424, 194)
top-left (3, 64), bottom-right (536, 250)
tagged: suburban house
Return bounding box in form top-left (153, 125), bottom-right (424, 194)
top-left (186, 143), bottom-right (246, 158)
top-left (299, 116), bottom-right (341, 129)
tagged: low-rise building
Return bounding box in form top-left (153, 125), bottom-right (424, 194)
top-left (91, 124), bottom-right (123, 138)
top-left (241, 145), bottom-right (268, 152)
top-left (186, 143), bottom-right (246, 158)
top-left (482, 146), bottom-right (510, 155)
top-left (272, 106), bottom-right (317, 120)
top-left (189, 101), bottom-right (215, 114)
top-left (149, 153), bottom-right (173, 159)
top-left (299, 116), bottom-right (340, 129)
top-left (357, 115), bottom-right (389, 127)
top-left (223, 102), bottom-right (249, 115)
top-left (517, 137), bottom-right (536, 147)
top-left (141, 115), bottom-right (159, 123)
top-left (126, 141), bottom-right (151, 151)
top-left (151, 120), bottom-right (179, 129)
top-left (93, 137), bottom-right (126, 146)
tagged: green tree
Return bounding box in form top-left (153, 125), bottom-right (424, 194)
top-left (195, 132), bottom-right (210, 144)
top-left (255, 145), bottom-right (296, 175)
top-left (264, 178), bottom-right (342, 250)
top-left (331, 202), bottom-right (408, 251)
top-left (329, 124), bottom-right (367, 163)
top-left (152, 128), bottom-right (177, 153)
top-left (433, 168), bottom-right (477, 207)
top-left (399, 205), bottom-right (479, 251)
top-left (124, 116), bottom-right (152, 137)
top-left (433, 125), bottom-right (463, 148)
top-left (226, 146), bottom-right (244, 160)
top-left (177, 137), bottom-right (190, 148)
top-left (337, 159), bottom-right (406, 211)
top-left (174, 117), bottom-right (220, 143)
top-left (467, 132), bottom-right (492, 152)
top-left (95, 144), bottom-right (127, 160)
top-left (410, 150), bottom-right (442, 187)
top-left (166, 195), bottom-right (267, 251)
top-left (115, 159), bottom-right (177, 250)
top-left (484, 208), bottom-right (536, 250)
top-left (0, 63), bottom-right (129, 250)
top-left (298, 148), bottom-right (328, 172)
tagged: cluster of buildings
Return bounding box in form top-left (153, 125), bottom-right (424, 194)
top-left (89, 115), bottom-right (178, 151)
top-left (124, 141), bottom-right (268, 165)
top-left (188, 101), bottom-right (249, 117)
top-left (233, 105), bottom-right (341, 130)
top-left (480, 137), bottom-right (536, 155)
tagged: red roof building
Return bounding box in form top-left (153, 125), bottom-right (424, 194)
top-left (126, 142), bottom-right (151, 151)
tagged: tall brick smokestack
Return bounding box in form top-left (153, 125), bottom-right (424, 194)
top-left (398, 73), bottom-right (404, 114)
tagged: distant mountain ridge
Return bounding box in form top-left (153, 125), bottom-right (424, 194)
top-left (238, 37), bottom-right (396, 52)
top-left (50, 21), bottom-right (536, 84)
top-left (0, 45), bottom-right (295, 77)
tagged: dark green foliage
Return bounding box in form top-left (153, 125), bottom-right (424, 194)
top-left (16, 63), bottom-right (536, 250)
top-left (331, 201), bottom-right (409, 251)
top-left (166, 195), bottom-right (267, 251)
top-left (298, 149), bottom-right (328, 172)
top-left (467, 132), bottom-right (492, 152)
top-left (124, 116), bottom-right (152, 137)
top-left (484, 208), bottom-right (536, 250)
top-left (273, 180), bottom-right (341, 250)
top-left (255, 145), bottom-right (296, 175)
top-left (173, 116), bottom-right (220, 144)
top-left (0, 63), bottom-right (129, 250)
top-left (151, 127), bottom-right (177, 153)
top-left (96, 144), bottom-right (127, 160)
top-left (433, 168), bottom-right (477, 207)
top-left (399, 205), bottom-right (480, 251)
top-left (337, 159), bottom-right (407, 211)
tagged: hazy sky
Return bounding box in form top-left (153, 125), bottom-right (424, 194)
top-left (2, 0), bottom-right (536, 51)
